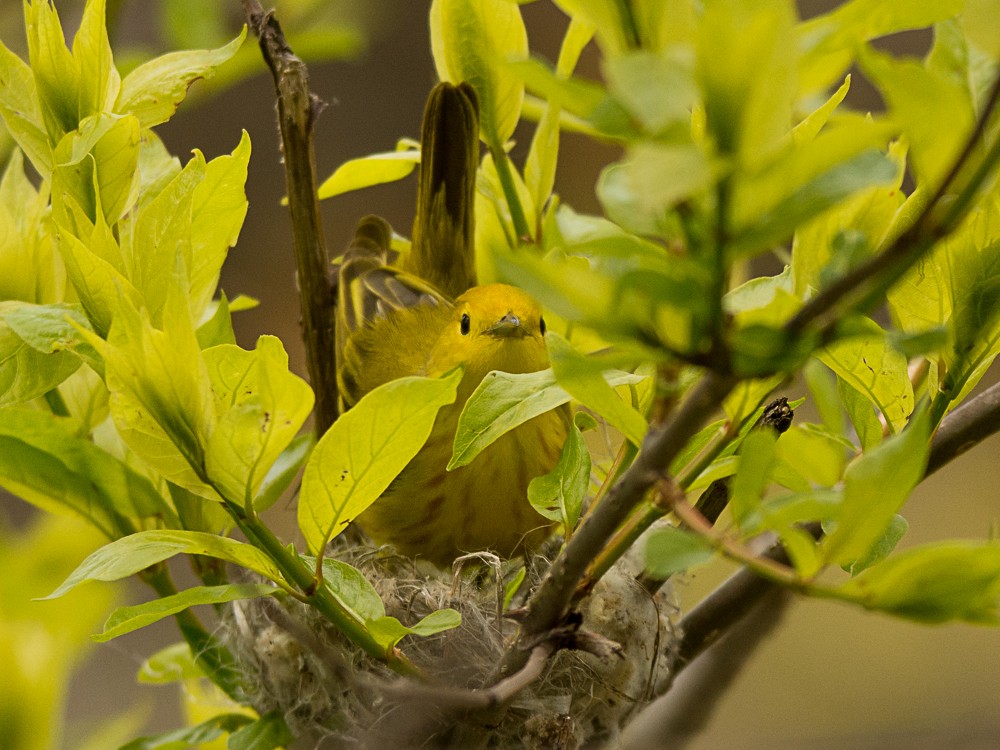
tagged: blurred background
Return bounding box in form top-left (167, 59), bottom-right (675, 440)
top-left (0, 1), bottom-right (998, 748)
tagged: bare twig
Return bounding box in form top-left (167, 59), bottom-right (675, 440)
top-left (926, 379), bottom-right (1000, 476)
top-left (242, 0), bottom-right (338, 435)
top-left (358, 643), bottom-right (556, 747)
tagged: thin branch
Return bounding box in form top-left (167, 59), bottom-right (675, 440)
top-left (659, 374), bottom-right (1000, 697)
top-left (926, 379), bottom-right (1000, 476)
top-left (494, 371), bottom-right (739, 680)
top-left (242, 0), bottom-right (338, 435)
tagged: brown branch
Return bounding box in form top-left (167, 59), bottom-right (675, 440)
top-left (494, 371), bottom-right (739, 680)
top-left (242, 0), bottom-right (338, 435)
top-left (926, 379), bottom-right (1000, 476)
top-left (660, 372), bottom-right (1000, 696)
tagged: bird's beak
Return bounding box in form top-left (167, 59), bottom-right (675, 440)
top-left (486, 312), bottom-right (523, 338)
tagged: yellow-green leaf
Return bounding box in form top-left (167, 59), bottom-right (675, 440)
top-left (298, 369), bottom-right (463, 554)
top-left (430, 0), bottom-right (528, 148)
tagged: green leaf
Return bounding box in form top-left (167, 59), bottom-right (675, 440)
top-left (524, 18), bottom-right (594, 217)
top-left (0, 309), bottom-right (82, 407)
top-left (792, 75), bottom-right (851, 145)
top-left (449, 367), bottom-right (643, 469)
top-left (317, 142), bottom-right (420, 200)
top-left (604, 48), bottom-right (698, 135)
top-left (196, 293), bottom-right (237, 348)
top-left (791, 140), bottom-right (906, 297)
top-left (116, 28), bottom-right (247, 128)
top-left (0, 302), bottom-right (92, 356)
top-left (798, 0), bottom-right (963, 93)
top-left (316, 556), bottom-right (385, 623)
top-left (607, 142), bottom-right (716, 221)
top-left (733, 143), bottom-right (899, 258)
top-left (821, 410), bottom-right (929, 569)
top-left (697, 0), bottom-right (796, 161)
top-left (773, 423), bottom-right (847, 488)
top-left (85, 288), bottom-right (218, 499)
top-left (254, 432), bottom-right (314, 513)
top-left (645, 525), bottom-right (715, 578)
top-left (961, 0), bottom-right (1000, 59)
top-left (24, 0), bottom-right (79, 141)
top-left (52, 113), bottom-right (141, 226)
top-left (859, 44), bottom-right (975, 187)
top-left (512, 58), bottom-right (617, 135)
top-left (314, 555), bottom-right (461, 650)
top-left (547, 331), bottom-right (647, 446)
top-left (803, 358), bottom-right (842, 435)
top-left (298, 369), bottom-right (462, 554)
top-left (845, 514), bottom-right (908, 576)
top-left (188, 131), bottom-right (251, 317)
top-left (430, 0), bottom-right (528, 148)
top-left (730, 429), bottom-right (779, 529)
top-left (366, 608), bottom-right (463, 652)
top-left (943, 234), bottom-right (1000, 403)
top-left (834, 541), bottom-right (1000, 623)
top-left (740, 488), bottom-right (842, 536)
top-left (137, 642), bottom-right (202, 685)
top-left (527, 421), bottom-right (591, 532)
top-left (72, 0), bottom-right (119, 120)
top-left (0, 150), bottom-right (59, 304)
top-left (0, 43), bottom-right (51, 175)
top-left (227, 711), bottom-right (293, 750)
top-left (129, 149), bottom-right (204, 322)
top-left (818, 317), bottom-right (913, 434)
top-left (503, 565), bottom-right (527, 609)
top-left (204, 336), bottom-right (314, 506)
top-left (550, 0), bottom-right (632, 54)
top-left (119, 714), bottom-right (255, 750)
top-left (0, 407), bottom-right (171, 537)
top-left (837, 376), bottom-right (883, 451)
top-left (93, 583), bottom-right (280, 642)
top-left (54, 203), bottom-right (141, 338)
top-left (43, 530), bottom-right (285, 600)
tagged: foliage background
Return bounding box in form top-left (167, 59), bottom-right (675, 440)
top-left (1, 0), bottom-right (998, 747)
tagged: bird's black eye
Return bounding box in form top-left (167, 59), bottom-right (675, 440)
top-left (460, 313), bottom-right (471, 335)
top-left (539, 317), bottom-right (546, 335)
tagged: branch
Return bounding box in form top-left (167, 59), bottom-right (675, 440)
top-left (242, 0), bottom-right (338, 435)
top-left (494, 371), bottom-right (739, 679)
top-left (926, 379), bottom-right (1000, 476)
top-left (659, 374), bottom-right (1000, 697)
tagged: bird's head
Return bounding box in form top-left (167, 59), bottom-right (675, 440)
top-left (430, 283), bottom-right (549, 376)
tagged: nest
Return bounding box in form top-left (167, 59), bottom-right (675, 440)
top-left (225, 541), bottom-right (678, 749)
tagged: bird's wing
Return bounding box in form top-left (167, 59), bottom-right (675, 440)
top-left (335, 215), bottom-right (452, 410)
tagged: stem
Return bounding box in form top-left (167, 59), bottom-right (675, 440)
top-left (493, 371), bottom-right (738, 681)
top-left (142, 565), bottom-right (244, 702)
top-left (243, 0), bottom-right (338, 435)
top-left (929, 388), bottom-right (951, 431)
top-left (491, 144), bottom-right (532, 242)
top-left (222, 500), bottom-right (422, 677)
top-left (927, 379), bottom-right (1000, 476)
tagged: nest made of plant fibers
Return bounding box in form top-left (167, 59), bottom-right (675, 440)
top-left (224, 542), bottom-right (679, 749)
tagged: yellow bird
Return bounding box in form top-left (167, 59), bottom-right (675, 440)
top-left (333, 83), bottom-right (566, 566)
top-left (337, 217), bottom-right (567, 566)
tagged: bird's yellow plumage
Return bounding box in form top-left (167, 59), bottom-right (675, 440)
top-left (339, 267), bottom-right (567, 565)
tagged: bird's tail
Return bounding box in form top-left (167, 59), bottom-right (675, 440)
top-left (405, 81), bottom-right (480, 300)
